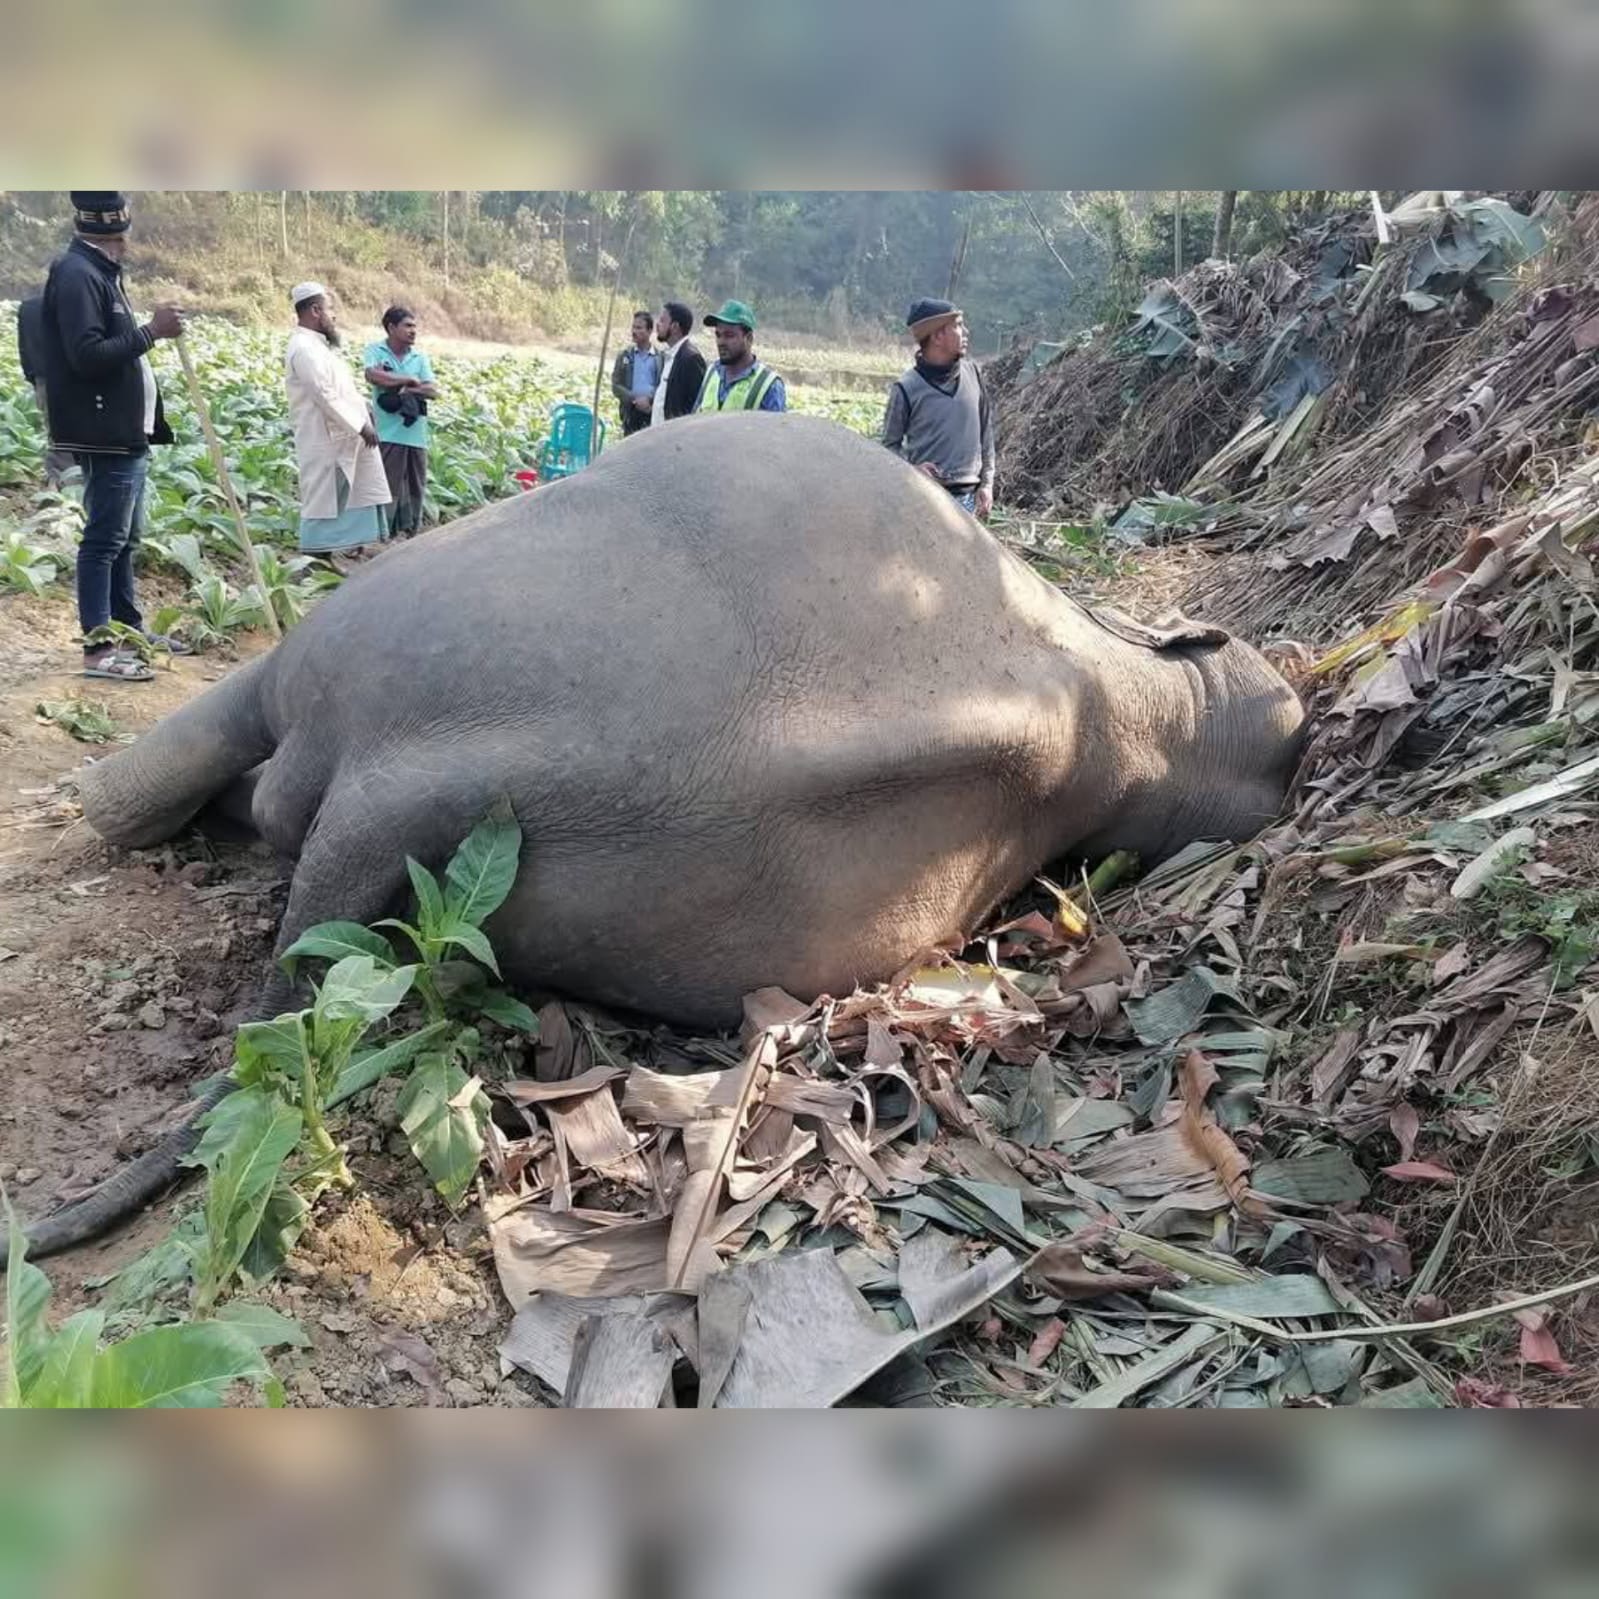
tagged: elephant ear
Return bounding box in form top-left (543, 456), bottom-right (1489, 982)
top-left (1085, 604), bottom-right (1232, 652)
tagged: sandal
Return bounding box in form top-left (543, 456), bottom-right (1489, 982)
top-left (82, 649), bottom-right (154, 683)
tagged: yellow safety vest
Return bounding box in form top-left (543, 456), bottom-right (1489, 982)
top-left (696, 362), bottom-right (778, 412)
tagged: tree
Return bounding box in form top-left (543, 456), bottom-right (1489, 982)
top-left (1212, 190), bottom-right (1238, 259)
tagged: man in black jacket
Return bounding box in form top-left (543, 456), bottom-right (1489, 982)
top-left (15, 297), bottom-right (75, 489)
top-left (40, 191), bottom-right (186, 681)
top-left (651, 300), bottom-right (708, 423)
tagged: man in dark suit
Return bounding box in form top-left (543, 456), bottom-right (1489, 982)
top-left (651, 300), bottom-right (708, 423)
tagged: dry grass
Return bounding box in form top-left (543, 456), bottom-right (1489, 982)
top-left (1396, 1021), bottom-right (1599, 1403)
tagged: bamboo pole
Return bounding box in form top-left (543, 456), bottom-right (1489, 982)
top-left (589, 201), bottom-right (640, 458)
top-left (442, 190), bottom-right (450, 291)
top-left (175, 335), bottom-right (281, 639)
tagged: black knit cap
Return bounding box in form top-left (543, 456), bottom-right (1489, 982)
top-left (70, 191), bottom-right (131, 235)
top-left (906, 297), bottom-right (958, 334)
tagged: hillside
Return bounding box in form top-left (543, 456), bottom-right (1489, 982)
top-left (0, 191), bottom-right (912, 371)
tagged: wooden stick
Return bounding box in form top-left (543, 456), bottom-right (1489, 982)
top-left (174, 334), bottom-right (280, 638)
top-left (1158, 1269), bottom-right (1599, 1346)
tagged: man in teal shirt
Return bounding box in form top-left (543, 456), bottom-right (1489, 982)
top-left (364, 305), bottom-right (438, 537)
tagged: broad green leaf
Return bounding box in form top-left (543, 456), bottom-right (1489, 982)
top-left (231, 1014), bottom-right (309, 1093)
top-left (396, 1054), bottom-right (489, 1208)
top-left (329, 1020), bottom-right (454, 1107)
top-left (91, 1213), bottom-right (207, 1322)
top-left (88, 1322), bottom-right (272, 1409)
top-left (373, 918), bottom-right (428, 961)
top-left (478, 990), bottom-right (540, 1033)
top-left (1053, 1097), bottom-right (1136, 1147)
top-left (1252, 1148), bottom-right (1370, 1206)
top-left (307, 1009), bottom-right (370, 1087)
top-left (316, 956), bottom-right (418, 1023)
top-left (278, 921), bottom-right (395, 974)
top-left (213, 1301), bottom-right (310, 1352)
top-left (238, 1179), bottom-right (311, 1285)
top-left (1281, 1340), bottom-right (1366, 1400)
top-left (1169, 1274), bottom-right (1342, 1319)
top-left (3, 1201), bottom-right (52, 1406)
top-left (438, 920), bottom-right (502, 977)
top-left (197, 1090), bottom-right (304, 1307)
top-left (443, 803), bottom-right (523, 928)
top-left (1124, 966), bottom-right (1242, 1047)
top-left (431, 960), bottom-right (488, 1004)
top-left (187, 1084), bottom-right (273, 1171)
top-left (25, 1310), bottom-right (106, 1408)
top-left (407, 857), bottom-right (446, 939)
top-left (1360, 1377), bottom-right (1446, 1409)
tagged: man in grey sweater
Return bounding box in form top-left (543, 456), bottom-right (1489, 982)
top-left (880, 297), bottom-right (995, 518)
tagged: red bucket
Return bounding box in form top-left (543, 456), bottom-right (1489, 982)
top-left (513, 468), bottom-right (540, 491)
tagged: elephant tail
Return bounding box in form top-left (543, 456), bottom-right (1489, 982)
top-left (79, 653), bottom-right (277, 848)
top-left (0, 1076), bottom-right (235, 1267)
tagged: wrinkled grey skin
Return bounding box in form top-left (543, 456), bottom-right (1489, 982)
top-left (12, 416), bottom-right (1302, 1261)
top-left (86, 413), bottom-right (1303, 1027)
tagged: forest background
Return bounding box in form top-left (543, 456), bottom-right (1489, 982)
top-left (0, 190), bottom-right (1362, 358)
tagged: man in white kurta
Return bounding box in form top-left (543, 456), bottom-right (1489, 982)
top-left (285, 282), bottom-right (390, 555)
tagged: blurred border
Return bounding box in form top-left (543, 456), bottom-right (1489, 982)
top-left (1, 1413), bottom-right (1594, 1598)
top-left (3, 1), bottom-right (1598, 187)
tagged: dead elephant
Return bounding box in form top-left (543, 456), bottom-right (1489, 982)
top-left (22, 414), bottom-right (1304, 1258)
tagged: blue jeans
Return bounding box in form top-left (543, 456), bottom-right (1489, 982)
top-left (76, 450), bottom-right (149, 641)
top-left (951, 488), bottom-right (977, 513)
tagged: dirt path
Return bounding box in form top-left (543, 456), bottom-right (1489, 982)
top-left (0, 588), bottom-right (540, 1406)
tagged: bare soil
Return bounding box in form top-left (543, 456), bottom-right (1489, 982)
top-left (0, 586), bottom-right (543, 1407)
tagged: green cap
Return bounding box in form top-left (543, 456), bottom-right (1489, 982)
top-left (704, 298), bottom-right (757, 331)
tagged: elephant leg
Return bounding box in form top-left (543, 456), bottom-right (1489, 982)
top-left (192, 764), bottom-right (266, 844)
top-left (258, 788), bottom-right (424, 1011)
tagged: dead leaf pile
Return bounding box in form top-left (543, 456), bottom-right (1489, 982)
top-left (989, 195), bottom-right (1481, 518)
top-left (481, 843), bottom-right (1491, 1409)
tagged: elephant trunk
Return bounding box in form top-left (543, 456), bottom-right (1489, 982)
top-left (0, 969), bottom-right (310, 1268)
top-left (0, 1075), bottom-right (234, 1267)
top-left (79, 653), bottom-right (277, 848)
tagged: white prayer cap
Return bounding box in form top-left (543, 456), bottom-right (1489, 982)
top-left (290, 281), bottom-right (328, 307)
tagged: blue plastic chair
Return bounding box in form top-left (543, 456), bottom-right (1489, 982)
top-left (538, 403), bottom-right (606, 482)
